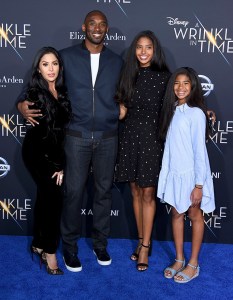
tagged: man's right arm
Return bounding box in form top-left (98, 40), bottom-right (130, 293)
top-left (16, 85), bottom-right (42, 126)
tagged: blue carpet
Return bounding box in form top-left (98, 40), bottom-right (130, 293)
top-left (0, 236), bottom-right (232, 300)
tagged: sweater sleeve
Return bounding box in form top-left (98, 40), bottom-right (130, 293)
top-left (16, 83), bottom-right (30, 107)
top-left (57, 89), bottom-right (72, 124)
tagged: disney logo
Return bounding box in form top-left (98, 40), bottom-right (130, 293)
top-left (167, 17), bottom-right (189, 27)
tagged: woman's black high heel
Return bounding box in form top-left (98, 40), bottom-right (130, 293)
top-left (44, 252), bottom-right (64, 275)
top-left (46, 265), bottom-right (64, 275)
top-left (30, 245), bottom-right (47, 267)
top-left (130, 237), bottom-right (143, 261)
top-left (136, 243), bottom-right (151, 272)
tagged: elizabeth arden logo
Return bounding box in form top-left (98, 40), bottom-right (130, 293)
top-left (0, 75), bottom-right (24, 88)
top-left (70, 31), bottom-right (126, 46)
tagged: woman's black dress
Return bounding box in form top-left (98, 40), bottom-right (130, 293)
top-left (22, 87), bottom-right (71, 253)
top-left (116, 67), bottom-right (170, 188)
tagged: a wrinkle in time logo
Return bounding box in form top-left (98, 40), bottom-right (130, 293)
top-left (0, 197), bottom-right (32, 230)
top-left (210, 119), bottom-right (233, 146)
top-left (167, 16), bottom-right (233, 66)
top-left (0, 23), bottom-right (31, 61)
top-left (0, 115), bottom-right (25, 144)
top-left (96, 0), bottom-right (131, 2)
top-left (165, 205), bottom-right (227, 238)
top-left (96, 0), bottom-right (131, 17)
top-left (196, 75), bottom-right (233, 147)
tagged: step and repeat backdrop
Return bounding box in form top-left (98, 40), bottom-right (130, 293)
top-left (0, 0), bottom-right (233, 243)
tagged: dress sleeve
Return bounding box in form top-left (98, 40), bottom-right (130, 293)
top-left (190, 109), bottom-right (207, 185)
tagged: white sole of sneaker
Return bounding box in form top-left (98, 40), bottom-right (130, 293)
top-left (63, 257), bottom-right (82, 272)
top-left (93, 250), bottom-right (112, 266)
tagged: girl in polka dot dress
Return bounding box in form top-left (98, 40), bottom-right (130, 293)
top-left (115, 30), bottom-right (170, 271)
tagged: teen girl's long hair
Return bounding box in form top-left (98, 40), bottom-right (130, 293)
top-left (115, 30), bottom-right (170, 106)
top-left (159, 67), bottom-right (209, 141)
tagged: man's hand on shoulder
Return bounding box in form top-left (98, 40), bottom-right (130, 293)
top-left (207, 110), bottom-right (216, 125)
top-left (17, 100), bottom-right (42, 126)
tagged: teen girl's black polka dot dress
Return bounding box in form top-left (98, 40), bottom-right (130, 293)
top-left (116, 67), bottom-right (170, 187)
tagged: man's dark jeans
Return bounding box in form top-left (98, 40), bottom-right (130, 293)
top-left (61, 134), bottom-right (118, 254)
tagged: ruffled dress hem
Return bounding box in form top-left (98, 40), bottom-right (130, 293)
top-left (157, 169), bottom-right (215, 214)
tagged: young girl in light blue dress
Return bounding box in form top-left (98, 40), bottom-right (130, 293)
top-left (157, 67), bottom-right (215, 283)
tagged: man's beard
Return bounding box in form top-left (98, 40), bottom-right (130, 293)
top-left (86, 32), bottom-right (106, 45)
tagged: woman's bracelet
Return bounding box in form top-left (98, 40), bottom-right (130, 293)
top-left (195, 185), bottom-right (203, 189)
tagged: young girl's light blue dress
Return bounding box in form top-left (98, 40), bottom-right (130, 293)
top-left (157, 103), bottom-right (215, 214)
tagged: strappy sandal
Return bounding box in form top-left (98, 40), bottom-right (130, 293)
top-left (136, 243), bottom-right (150, 272)
top-left (174, 263), bottom-right (200, 283)
top-left (164, 258), bottom-right (185, 279)
top-left (130, 238), bottom-right (143, 261)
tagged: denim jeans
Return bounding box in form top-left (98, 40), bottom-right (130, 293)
top-left (61, 134), bottom-right (118, 253)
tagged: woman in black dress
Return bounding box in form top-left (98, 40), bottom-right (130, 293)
top-left (21, 47), bottom-right (72, 275)
top-left (115, 31), bottom-right (170, 271)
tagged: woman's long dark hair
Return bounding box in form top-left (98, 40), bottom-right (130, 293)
top-left (115, 30), bottom-right (170, 106)
top-left (159, 67), bottom-right (209, 140)
top-left (27, 47), bottom-right (71, 133)
top-left (29, 46), bottom-right (64, 91)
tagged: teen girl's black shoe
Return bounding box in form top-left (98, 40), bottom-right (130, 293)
top-left (136, 243), bottom-right (151, 272)
top-left (130, 238), bottom-right (143, 261)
